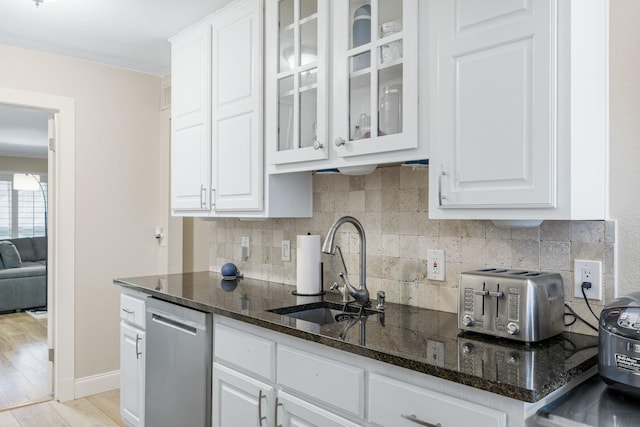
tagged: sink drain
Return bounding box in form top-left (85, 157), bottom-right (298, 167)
top-left (334, 313), bottom-right (359, 322)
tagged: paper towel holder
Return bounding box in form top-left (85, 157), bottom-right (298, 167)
top-left (292, 262), bottom-right (325, 296)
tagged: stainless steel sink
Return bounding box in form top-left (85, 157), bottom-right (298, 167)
top-left (267, 301), bottom-right (370, 325)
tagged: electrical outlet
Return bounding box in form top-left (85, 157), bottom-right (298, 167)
top-left (282, 240), bottom-right (291, 262)
top-left (426, 340), bottom-right (445, 368)
top-left (427, 249), bottom-right (446, 281)
top-left (241, 236), bottom-right (250, 259)
top-left (574, 260), bottom-right (602, 300)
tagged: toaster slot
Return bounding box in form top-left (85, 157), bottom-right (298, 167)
top-left (473, 282), bottom-right (488, 316)
top-left (494, 283), bottom-right (500, 318)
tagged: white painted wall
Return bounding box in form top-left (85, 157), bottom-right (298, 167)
top-left (0, 43), bottom-right (170, 380)
top-left (609, 1), bottom-right (640, 297)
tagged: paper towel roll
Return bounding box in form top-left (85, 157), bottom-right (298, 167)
top-left (296, 234), bottom-right (322, 295)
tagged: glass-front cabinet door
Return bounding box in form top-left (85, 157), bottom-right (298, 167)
top-left (266, 0), bottom-right (329, 165)
top-left (332, 0), bottom-right (418, 158)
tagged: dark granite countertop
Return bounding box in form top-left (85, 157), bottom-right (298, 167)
top-left (535, 375), bottom-right (640, 426)
top-left (114, 271), bottom-right (599, 403)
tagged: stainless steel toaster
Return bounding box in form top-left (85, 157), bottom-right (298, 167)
top-left (458, 269), bottom-right (565, 342)
top-left (599, 292), bottom-right (640, 397)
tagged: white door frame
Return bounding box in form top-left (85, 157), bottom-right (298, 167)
top-left (0, 86), bottom-right (75, 402)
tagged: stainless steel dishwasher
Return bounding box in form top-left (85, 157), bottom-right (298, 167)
top-left (145, 297), bottom-right (212, 427)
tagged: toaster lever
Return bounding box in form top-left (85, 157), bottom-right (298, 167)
top-left (488, 291), bottom-right (504, 298)
top-left (475, 290), bottom-right (489, 296)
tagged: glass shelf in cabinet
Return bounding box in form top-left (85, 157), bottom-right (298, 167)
top-left (349, 67), bottom-right (372, 80)
top-left (378, 57), bottom-right (403, 72)
top-left (299, 13), bottom-right (318, 25)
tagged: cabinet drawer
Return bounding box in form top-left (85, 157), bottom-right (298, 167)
top-left (277, 345), bottom-right (365, 418)
top-left (120, 291), bottom-right (147, 328)
top-left (214, 321), bottom-right (276, 382)
top-left (369, 373), bottom-right (506, 427)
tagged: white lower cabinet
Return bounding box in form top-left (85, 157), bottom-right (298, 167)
top-left (277, 392), bottom-right (361, 427)
top-left (368, 373), bottom-right (506, 427)
top-left (213, 363), bottom-right (275, 427)
top-left (277, 345), bottom-right (365, 419)
top-left (213, 317), bottom-right (547, 427)
top-left (119, 289), bottom-right (148, 427)
top-left (120, 323), bottom-right (145, 427)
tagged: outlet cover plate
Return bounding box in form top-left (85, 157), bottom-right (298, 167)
top-left (426, 340), bottom-right (445, 367)
top-left (427, 249), bottom-right (446, 281)
top-left (574, 259), bottom-right (602, 300)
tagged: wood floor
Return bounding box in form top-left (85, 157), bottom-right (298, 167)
top-left (0, 312), bottom-right (126, 425)
top-left (0, 389), bottom-right (127, 426)
top-left (0, 312), bottom-right (49, 410)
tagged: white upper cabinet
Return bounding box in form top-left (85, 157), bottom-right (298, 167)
top-left (429, 0), bottom-right (609, 220)
top-left (170, 0), bottom-right (313, 218)
top-left (171, 26), bottom-right (212, 212)
top-left (332, 0), bottom-right (419, 159)
top-left (210, 0), bottom-right (264, 212)
top-left (267, 0), bottom-right (428, 174)
top-left (266, 0), bottom-right (330, 165)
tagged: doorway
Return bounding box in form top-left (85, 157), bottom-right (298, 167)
top-left (0, 87), bottom-right (76, 405)
top-left (0, 104), bottom-right (50, 409)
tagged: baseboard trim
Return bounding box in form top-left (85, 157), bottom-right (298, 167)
top-left (74, 370), bottom-right (120, 398)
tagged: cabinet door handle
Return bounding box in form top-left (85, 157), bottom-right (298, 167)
top-left (135, 334), bottom-right (142, 360)
top-left (200, 185), bottom-right (206, 208)
top-left (258, 390), bottom-right (267, 426)
top-left (438, 168), bottom-right (446, 206)
top-left (401, 414), bottom-right (442, 427)
top-left (334, 137), bottom-right (346, 147)
top-left (313, 140), bottom-right (324, 150)
top-left (122, 308), bottom-right (134, 315)
top-left (274, 397), bottom-right (283, 427)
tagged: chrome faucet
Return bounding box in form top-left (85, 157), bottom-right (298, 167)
top-left (321, 216), bottom-right (370, 307)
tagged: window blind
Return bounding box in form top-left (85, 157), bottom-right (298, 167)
top-left (0, 172), bottom-right (47, 239)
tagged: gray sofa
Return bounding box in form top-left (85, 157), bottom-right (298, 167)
top-left (0, 237), bottom-right (47, 313)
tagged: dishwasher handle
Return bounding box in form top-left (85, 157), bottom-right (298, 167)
top-left (147, 307), bottom-right (205, 336)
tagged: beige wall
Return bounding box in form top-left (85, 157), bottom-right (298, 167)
top-left (0, 156), bottom-right (47, 173)
top-left (610, 0), bottom-right (640, 297)
top-left (182, 218), bottom-right (213, 272)
top-left (0, 43), bottom-right (170, 379)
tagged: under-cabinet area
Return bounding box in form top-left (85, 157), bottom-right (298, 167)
top-left (115, 272), bottom-right (600, 427)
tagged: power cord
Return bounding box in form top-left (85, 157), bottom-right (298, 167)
top-left (581, 281), bottom-right (601, 322)
top-left (564, 302), bottom-right (598, 332)
top-left (563, 281), bottom-right (600, 332)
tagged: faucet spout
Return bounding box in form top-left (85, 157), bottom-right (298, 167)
top-left (322, 216), bottom-right (369, 306)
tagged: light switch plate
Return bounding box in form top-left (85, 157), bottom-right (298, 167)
top-left (282, 240), bottom-right (291, 262)
top-left (241, 236), bottom-right (250, 259)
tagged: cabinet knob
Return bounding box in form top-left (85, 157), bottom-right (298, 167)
top-left (313, 140), bottom-right (324, 150)
top-left (334, 137), bottom-right (346, 147)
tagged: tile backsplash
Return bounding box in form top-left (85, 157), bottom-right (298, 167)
top-left (207, 165), bottom-right (615, 336)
